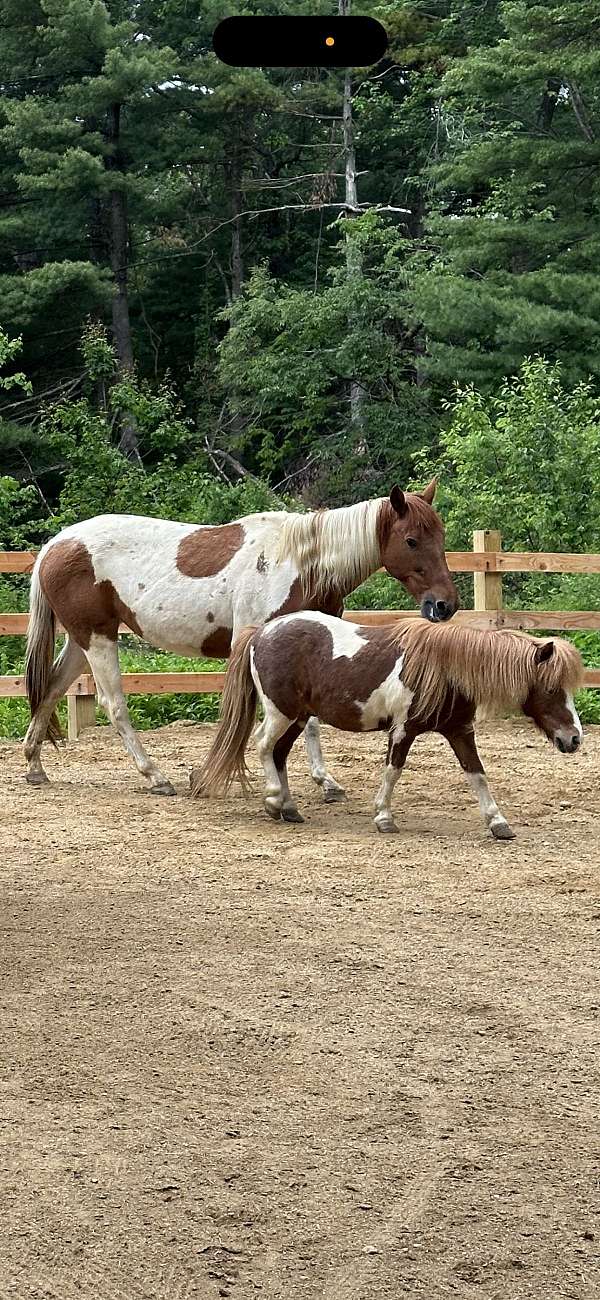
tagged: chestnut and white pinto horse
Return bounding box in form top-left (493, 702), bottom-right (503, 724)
top-left (24, 481), bottom-right (458, 796)
top-left (193, 613), bottom-right (583, 837)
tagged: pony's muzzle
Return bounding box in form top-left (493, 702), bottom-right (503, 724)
top-left (554, 731), bottom-right (581, 754)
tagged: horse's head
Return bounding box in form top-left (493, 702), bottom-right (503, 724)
top-left (522, 640), bottom-right (583, 753)
top-left (378, 479), bottom-right (459, 622)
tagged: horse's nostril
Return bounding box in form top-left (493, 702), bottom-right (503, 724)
top-left (435, 599), bottom-right (448, 618)
top-left (572, 733), bottom-right (580, 750)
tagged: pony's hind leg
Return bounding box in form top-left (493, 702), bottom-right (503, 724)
top-left (444, 726), bottom-right (515, 840)
top-left (255, 704), bottom-right (304, 823)
top-left (272, 722), bottom-right (305, 823)
top-left (24, 637), bottom-right (87, 785)
top-left (374, 730), bottom-right (414, 833)
top-left (304, 716), bottom-right (346, 803)
top-left (84, 634), bottom-right (175, 795)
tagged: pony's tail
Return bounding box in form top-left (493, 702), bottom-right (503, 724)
top-left (25, 558), bottom-right (62, 748)
top-left (190, 625), bottom-right (258, 798)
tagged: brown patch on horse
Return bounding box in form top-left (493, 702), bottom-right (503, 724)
top-left (201, 626), bottom-right (233, 658)
top-left (177, 523), bottom-right (243, 579)
top-left (39, 539), bottom-right (144, 650)
top-left (254, 620), bottom-right (398, 730)
top-left (271, 577), bottom-right (344, 621)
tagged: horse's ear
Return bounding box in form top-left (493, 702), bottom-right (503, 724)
top-left (390, 485), bottom-right (408, 517)
top-left (535, 640), bottom-right (554, 665)
top-left (418, 476), bottom-right (437, 505)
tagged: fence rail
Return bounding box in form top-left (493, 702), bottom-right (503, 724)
top-left (2, 530), bottom-right (599, 738)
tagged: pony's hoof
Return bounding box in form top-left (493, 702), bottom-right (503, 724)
top-left (152, 781), bottom-right (177, 797)
top-left (265, 800), bottom-right (282, 821)
top-left (25, 770), bottom-right (49, 787)
top-left (323, 782), bottom-right (346, 804)
top-left (491, 820), bottom-right (515, 841)
top-left (281, 807), bottom-right (305, 824)
top-left (375, 818), bottom-right (400, 834)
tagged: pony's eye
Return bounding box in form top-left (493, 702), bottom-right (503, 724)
top-left (406, 537), bottom-right (418, 549)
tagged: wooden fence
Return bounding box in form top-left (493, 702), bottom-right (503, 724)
top-left (2, 528), bottom-right (600, 738)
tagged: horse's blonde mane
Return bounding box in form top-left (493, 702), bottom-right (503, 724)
top-left (275, 499), bottom-right (383, 598)
top-left (275, 495), bottom-right (442, 599)
top-left (391, 620), bottom-right (584, 720)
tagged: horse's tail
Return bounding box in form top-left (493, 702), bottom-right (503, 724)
top-left (190, 625), bottom-right (258, 798)
top-left (25, 554), bottom-right (62, 748)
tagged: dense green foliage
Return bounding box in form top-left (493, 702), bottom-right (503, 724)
top-left (1, 2), bottom-right (599, 733)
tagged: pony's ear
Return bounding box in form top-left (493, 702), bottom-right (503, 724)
top-left (535, 640), bottom-right (554, 665)
top-left (418, 476), bottom-right (437, 505)
top-left (390, 485), bottom-right (408, 517)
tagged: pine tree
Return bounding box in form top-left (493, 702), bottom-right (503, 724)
top-left (411, 1), bottom-right (600, 389)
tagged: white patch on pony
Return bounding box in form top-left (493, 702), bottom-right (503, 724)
top-left (360, 653), bottom-right (414, 733)
top-left (565, 692), bottom-right (583, 738)
top-left (262, 610), bottom-right (369, 660)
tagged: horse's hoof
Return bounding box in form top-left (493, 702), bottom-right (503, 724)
top-left (491, 820), bottom-right (515, 840)
top-left (152, 781), bottom-right (177, 797)
top-left (281, 807), bottom-right (305, 824)
top-left (375, 819), bottom-right (400, 834)
top-left (264, 800), bottom-right (282, 821)
top-left (323, 783), bottom-right (346, 804)
top-left (25, 770), bottom-right (49, 787)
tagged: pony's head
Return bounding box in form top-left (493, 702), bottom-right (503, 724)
top-left (378, 479), bottom-right (459, 622)
top-left (522, 640), bottom-right (583, 753)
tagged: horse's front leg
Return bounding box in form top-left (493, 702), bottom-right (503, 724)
top-left (304, 716), bottom-right (346, 803)
top-left (444, 727), bottom-right (515, 840)
top-left (373, 730), bottom-right (415, 833)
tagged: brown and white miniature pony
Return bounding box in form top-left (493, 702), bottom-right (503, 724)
top-left (192, 613), bottom-right (583, 838)
top-left (24, 481), bottom-right (458, 796)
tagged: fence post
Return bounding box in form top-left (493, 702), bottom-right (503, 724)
top-left (67, 681), bottom-right (96, 741)
top-left (473, 529), bottom-right (503, 722)
top-left (473, 529), bottom-right (503, 623)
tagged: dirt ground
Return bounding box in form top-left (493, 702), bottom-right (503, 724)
top-left (1, 719), bottom-right (599, 1300)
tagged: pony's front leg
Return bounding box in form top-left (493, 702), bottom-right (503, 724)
top-left (444, 727), bottom-right (515, 840)
top-left (373, 731), bottom-right (414, 833)
top-left (304, 716), bottom-right (346, 803)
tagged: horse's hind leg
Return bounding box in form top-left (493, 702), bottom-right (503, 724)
top-left (24, 637), bottom-right (87, 785)
top-left (84, 634), bottom-right (175, 795)
top-left (444, 726), bottom-right (515, 840)
top-left (255, 704), bottom-right (304, 823)
top-left (304, 716), bottom-right (346, 803)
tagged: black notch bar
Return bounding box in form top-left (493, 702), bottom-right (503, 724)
top-left (213, 16), bottom-right (388, 68)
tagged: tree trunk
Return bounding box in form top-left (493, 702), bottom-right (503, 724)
top-left (228, 144), bottom-right (244, 301)
top-left (106, 102), bottom-right (141, 462)
top-left (537, 77), bottom-right (562, 133)
top-left (339, 0), bottom-right (366, 444)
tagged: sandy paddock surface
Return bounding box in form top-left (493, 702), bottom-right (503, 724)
top-left (1, 719), bottom-right (600, 1300)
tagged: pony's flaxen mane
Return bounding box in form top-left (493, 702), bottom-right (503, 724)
top-left (275, 495), bottom-right (441, 599)
top-left (390, 620), bottom-right (584, 720)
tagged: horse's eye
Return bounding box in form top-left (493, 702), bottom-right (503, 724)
top-left (406, 537), bottom-right (418, 549)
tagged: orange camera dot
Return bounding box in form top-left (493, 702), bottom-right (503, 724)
top-left (325, 36), bottom-right (335, 47)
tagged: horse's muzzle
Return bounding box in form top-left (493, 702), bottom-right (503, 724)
top-left (421, 596), bottom-right (455, 623)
